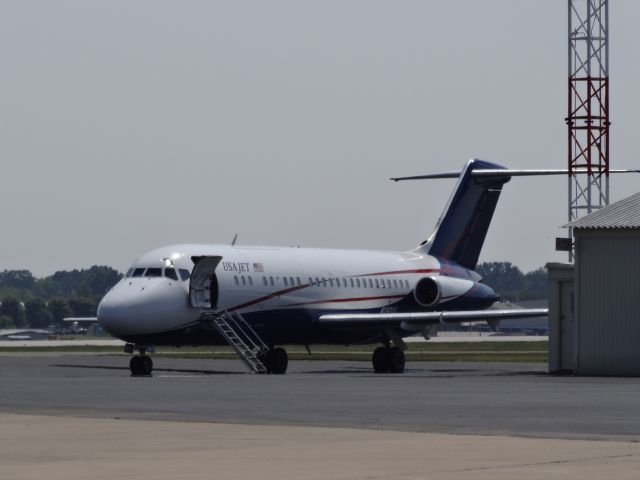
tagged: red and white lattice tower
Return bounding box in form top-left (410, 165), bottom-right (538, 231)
top-left (567, 0), bottom-right (610, 260)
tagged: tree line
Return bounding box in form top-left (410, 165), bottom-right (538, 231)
top-left (475, 262), bottom-right (547, 303)
top-left (0, 266), bottom-right (121, 329)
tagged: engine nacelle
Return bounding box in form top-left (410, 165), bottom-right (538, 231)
top-left (413, 276), bottom-right (474, 307)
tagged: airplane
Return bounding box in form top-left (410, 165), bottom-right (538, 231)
top-left (97, 158), bottom-right (598, 376)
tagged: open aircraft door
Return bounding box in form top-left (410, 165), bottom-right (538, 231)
top-left (189, 256), bottom-right (222, 309)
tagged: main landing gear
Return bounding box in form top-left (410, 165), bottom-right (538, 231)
top-left (260, 347), bottom-right (288, 374)
top-left (127, 344), bottom-right (153, 376)
top-left (372, 345), bottom-right (405, 374)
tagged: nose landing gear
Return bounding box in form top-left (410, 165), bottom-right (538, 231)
top-left (130, 355), bottom-right (153, 376)
top-left (126, 344), bottom-right (154, 376)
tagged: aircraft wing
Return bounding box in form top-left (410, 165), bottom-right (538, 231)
top-left (318, 308), bottom-right (548, 331)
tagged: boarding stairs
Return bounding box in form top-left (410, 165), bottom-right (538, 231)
top-left (202, 311), bottom-right (269, 374)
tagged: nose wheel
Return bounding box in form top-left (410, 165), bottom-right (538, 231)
top-left (127, 344), bottom-right (154, 376)
top-left (130, 355), bottom-right (153, 376)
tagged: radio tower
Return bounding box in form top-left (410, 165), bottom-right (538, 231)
top-left (567, 0), bottom-right (610, 261)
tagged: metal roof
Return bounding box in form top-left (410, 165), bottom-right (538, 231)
top-left (565, 191), bottom-right (640, 229)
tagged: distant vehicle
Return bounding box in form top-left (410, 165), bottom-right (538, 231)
top-left (96, 159), bottom-right (557, 376)
top-left (59, 318), bottom-right (95, 335)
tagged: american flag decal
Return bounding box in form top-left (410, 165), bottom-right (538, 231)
top-left (253, 263), bottom-right (264, 272)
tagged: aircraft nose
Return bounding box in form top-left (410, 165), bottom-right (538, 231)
top-left (98, 279), bottom-right (190, 338)
top-left (97, 283), bottom-right (134, 337)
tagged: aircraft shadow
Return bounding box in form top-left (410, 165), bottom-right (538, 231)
top-left (50, 364), bottom-right (243, 376)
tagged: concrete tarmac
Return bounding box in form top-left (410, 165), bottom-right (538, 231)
top-left (2, 354), bottom-right (640, 479)
top-left (3, 413), bottom-right (640, 480)
top-left (1, 354), bottom-right (640, 439)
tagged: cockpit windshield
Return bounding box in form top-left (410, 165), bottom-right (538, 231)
top-left (145, 268), bottom-right (162, 277)
top-left (165, 268), bottom-right (178, 280)
top-left (125, 266), bottom-right (188, 281)
top-left (132, 268), bottom-right (145, 277)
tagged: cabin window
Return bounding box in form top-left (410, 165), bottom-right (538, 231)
top-left (164, 268), bottom-right (178, 281)
top-left (308, 277), bottom-right (313, 285)
top-left (241, 276), bottom-right (246, 286)
top-left (145, 268), bottom-right (162, 277)
top-left (269, 276), bottom-right (274, 286)
top-left (315, 277), bottom-right (320, 286)
top-left (405, 280), bottom-right (410, 289)
top-left (393, 279), bottom-right (398, 289)
top-left (374, 279), bottom-right (379, 288)
top-left (179, 269), bottom-right (191, 281)
top-left (234, 276), bottom-right (239, 286)
top-left (132, 268), bottom-right (145, 277)
top-left (322, 278), bottom-right (327, 287)
top-left (283, 277), bottom-right (288, 287)
top-left (368, 279), bottom-right (373, 288)
top-left (263, 276), bottom-right (268, 286)
top-left (328, 278), bottom-right (334, 287)
top-left (248, 276), bottom-right (253, 286)
top-left (290, 276), bottom-right (295, 287)
top-left (125, 268), bottom-right (134, 278)
top-left (296, 277), bottom-right (302, 286)
top-left (349, 278), bottom-right (354, 288)
top-left (356, 278), bottom-right (361, 288)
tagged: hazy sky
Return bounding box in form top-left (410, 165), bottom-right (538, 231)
top-left (2, 1), bottom-right (640, 276)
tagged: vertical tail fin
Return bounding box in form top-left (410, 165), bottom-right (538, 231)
top-left (417, 159), bottom-right (510, 270)
top-left (392, 160), bottom-right (640, 269)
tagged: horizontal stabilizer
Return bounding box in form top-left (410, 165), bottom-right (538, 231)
top-left (391, 168), bottom-right (640, 182)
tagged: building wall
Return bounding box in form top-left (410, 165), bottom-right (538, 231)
top-left (546, 263), bottom-right (575, 373)
top-left (576, 229), bottom-right (640, 376)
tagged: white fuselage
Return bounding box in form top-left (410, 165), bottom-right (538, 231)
top-left (97, 243), bottom-right (480, 343)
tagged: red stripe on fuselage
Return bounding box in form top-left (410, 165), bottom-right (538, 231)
top-left (354, 268), bottom-right (439, 277)
top-left (228, 284), bottom-right (311, 311)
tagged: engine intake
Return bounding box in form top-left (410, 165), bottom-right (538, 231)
top-left (414, 277), bottom-right (440, 307)
top-left (413, 275), bottom-right (474, 307)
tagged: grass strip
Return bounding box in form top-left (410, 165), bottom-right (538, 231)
top-left (0, 341), bottom-right (548, 363)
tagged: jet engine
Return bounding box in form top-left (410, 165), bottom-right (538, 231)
top-left (413, 276), bottom-right (474, 307)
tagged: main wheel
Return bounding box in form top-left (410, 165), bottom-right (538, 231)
top-left (388, 346), bottom-right (405, 374)
top-left (270, 347), bottom-right (288, 374)
top-left (372, 346), bottom-right (389, 373)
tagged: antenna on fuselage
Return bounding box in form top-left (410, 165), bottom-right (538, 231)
top-left (231, 233), bottom-right (238, 246)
